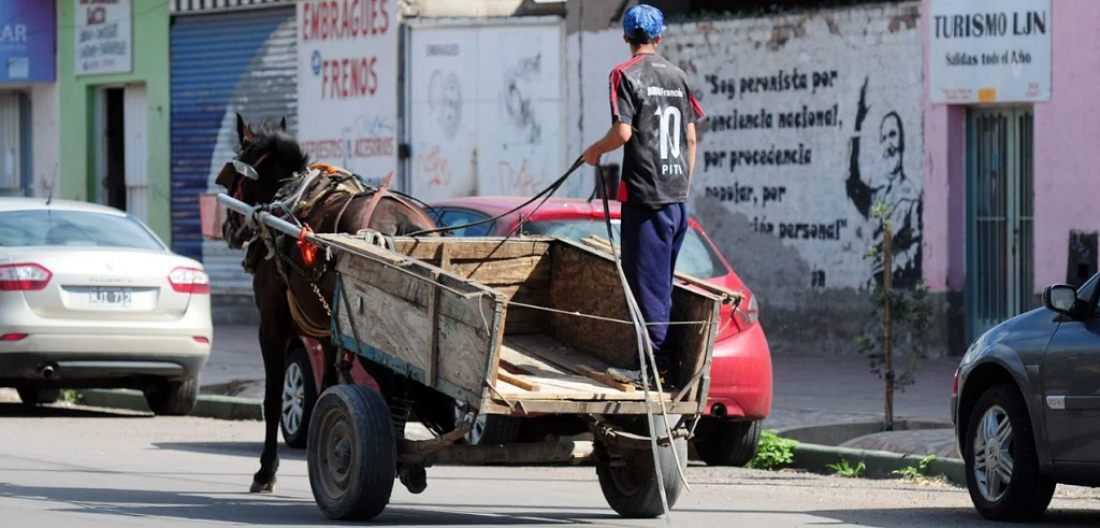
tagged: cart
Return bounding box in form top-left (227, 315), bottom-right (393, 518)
top-left (217, 194), bottom-right (734, 521)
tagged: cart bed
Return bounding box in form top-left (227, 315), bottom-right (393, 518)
top-left (319, 234), bottom-right (723, 417)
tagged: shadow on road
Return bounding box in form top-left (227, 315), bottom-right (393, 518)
top-left (153, 441), bottom-right (307, 462)
top-left (0, 403), bottom-right (147, 419)
top-left (0, 481), bottom-right (622, 526)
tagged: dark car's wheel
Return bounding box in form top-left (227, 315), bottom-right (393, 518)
top-left (695, 419), bottom-right (762, 467)
top-left (144, 377), bottom-right (199, 416)
top-left (17, 388), bottom-right (60, 406)
top-left (964, 384), bottom-right (1056, 522)
top-left (281, 347), bottom-right (318, 449)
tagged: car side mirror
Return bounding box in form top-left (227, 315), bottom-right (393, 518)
top-left (1042, 284), bottom-right (1080, 316)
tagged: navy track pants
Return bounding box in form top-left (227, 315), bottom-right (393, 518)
top-left (620, 201), bottom-right (688, 372)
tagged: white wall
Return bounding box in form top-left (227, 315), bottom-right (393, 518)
top-left (406, 18), bottom-right (574, 202)
top-left (570, 3), bottom-right (923, 306)
top-left (30, 83), bottom-right (59, 197)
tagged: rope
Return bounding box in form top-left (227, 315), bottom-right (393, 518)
top-left (405, 157), bottom-right (585, 237)
top-left (505, 300), bottom-right (723, 330)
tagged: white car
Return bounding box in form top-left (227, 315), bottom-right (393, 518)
top-left (0, 197), bottom-right (212, 414)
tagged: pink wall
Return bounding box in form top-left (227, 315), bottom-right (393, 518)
top-left (1032, 0), bottom-right (1100, 288)
top-left (922, 0), bottom-right (1100, 292)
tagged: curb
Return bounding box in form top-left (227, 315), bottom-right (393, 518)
top-left (78, 389), bottom-right (264, 421)
top-left (791, 442), bottom-right (965, 485)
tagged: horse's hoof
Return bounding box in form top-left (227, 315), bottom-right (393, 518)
top-left (399, 466), bottom-right (427, 495)
top-left (250, 480), bottom-right (277, 493)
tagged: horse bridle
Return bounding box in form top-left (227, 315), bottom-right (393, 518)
top-left (221, 147), bottom-right (271, 248)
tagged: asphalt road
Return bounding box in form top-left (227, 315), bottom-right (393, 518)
top-left (2, 402), bottom-right (1100, 528)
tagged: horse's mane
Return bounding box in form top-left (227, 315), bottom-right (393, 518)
top-left (250, 120), bottom-right (311, 177)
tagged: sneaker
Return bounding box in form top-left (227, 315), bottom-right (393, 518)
top-left (606, 367), bottom-right (677, 391)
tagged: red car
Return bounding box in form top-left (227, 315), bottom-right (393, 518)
top-left (281, 196), bottom-right (772, 466)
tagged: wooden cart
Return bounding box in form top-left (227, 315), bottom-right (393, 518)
top-left (302, 232), bottom-right (732, 521)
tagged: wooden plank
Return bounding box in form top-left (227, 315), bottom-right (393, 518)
top-left (479, 398), bottom-right (701, 416)
top-left (548, 243), bottom-right (637, 367)
top-left (506, 333), bottom-right (617, 374)
top-left (494, 375), bottom-right (669, 401)
top-left (337, 251), bottom-right (433, 307)
top-left (337, 274), bottom-right (432, 376)
top-left (394, 238), bottom-right (551, 261)
top-left (576, 365), bottom-right (636, 393)
top-left (317, 233), bottom-right (409, 265)
top-left (437, 312), bottom-right (494, 393)
top-left (447, 256), bottom-right (549, 285)
top-left (427, 274), bottom-right (442, 387)
top-left (497, 370), bottom-right (540, 392)
top-left (499, 343), bottom-right (567, 377)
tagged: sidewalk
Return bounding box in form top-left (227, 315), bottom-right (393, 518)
top-left (201, 324), bottom-right (962, 455)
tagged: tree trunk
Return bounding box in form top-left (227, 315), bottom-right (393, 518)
top-left (883, 222), bottom-right (894, 431)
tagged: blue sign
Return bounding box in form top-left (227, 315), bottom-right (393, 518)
top-left (0, 0), bottom-right (56, 82)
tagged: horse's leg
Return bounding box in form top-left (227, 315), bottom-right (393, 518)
top-left (251, 271), bottom-right (293, 493)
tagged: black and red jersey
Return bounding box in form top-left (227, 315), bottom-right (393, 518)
top-left (609, 53), bottom-right (704, 205)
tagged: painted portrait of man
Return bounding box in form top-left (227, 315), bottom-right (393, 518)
top-left (846, 76), bottom-right (922, 289)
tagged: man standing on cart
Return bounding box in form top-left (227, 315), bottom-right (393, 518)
top-left (581, 4), bottom-right (704, 390)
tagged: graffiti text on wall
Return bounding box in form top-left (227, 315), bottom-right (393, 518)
top-left (688, 59), bottom-right (922, 291)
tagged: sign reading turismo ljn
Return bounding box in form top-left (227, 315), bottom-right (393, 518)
top-left (0, 0), bottom-right (56, 83)
top-left (928, 0), bottom-right (1051, 104)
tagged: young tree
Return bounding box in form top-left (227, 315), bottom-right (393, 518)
top-left (854, 202), bottom-right (933, 431)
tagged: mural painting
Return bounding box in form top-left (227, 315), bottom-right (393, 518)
top-left (659, 9), bottom-right (923, 292)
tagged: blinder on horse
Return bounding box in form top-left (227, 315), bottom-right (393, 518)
top-left (217, 151), bottom-right (272, 249)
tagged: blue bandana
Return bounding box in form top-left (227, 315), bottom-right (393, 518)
top-left (623, 4), bottom-right (665, 41)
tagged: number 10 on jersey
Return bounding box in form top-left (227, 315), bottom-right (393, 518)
top-left (654, 105), bottom-right (683, 175)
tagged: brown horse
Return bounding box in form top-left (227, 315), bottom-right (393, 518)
top-left (215, 114), bottom-right (455, 494)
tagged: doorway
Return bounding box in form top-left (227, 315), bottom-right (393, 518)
top-left (101, 88), bottom-right (127, 210)
top-left (96, 84), bottom-right (148, 222)
top-left (966, 107), bottom-right (1035, 341)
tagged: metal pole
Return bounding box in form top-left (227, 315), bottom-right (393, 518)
top-left (216, 193), bottom-right (310, 240)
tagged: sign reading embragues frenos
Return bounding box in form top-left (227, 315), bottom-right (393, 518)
top-left (296, 0), bottom-right (398, 186)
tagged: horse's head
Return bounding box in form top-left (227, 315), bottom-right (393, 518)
top-left (216, 113), bottom-right (309, 246)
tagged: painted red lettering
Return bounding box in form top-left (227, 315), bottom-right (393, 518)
top-left (378, 0), bottom-right (389, 34)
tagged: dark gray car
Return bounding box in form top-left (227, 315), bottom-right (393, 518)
top-left (952, 273), bottom-right (1100, 521)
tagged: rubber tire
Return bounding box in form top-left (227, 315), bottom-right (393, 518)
top-left (457, 403), bottom-right (522, 445)
top-left (694, 419), bottom-right (763, 467)
top-left (281, 347), bottom-right (318, 449)
top-left (307, 384), bottom-right (396, 521)
top-left (144, 377), bottom-right (198, 416)
top-left (596, 416), bottom-right (688, 518)
top-left (17, 388), bottom-right (60, 406)
top-left (964, 384), bottom-right (1056, 522)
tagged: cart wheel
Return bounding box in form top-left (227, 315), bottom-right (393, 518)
top-left (595, 416), bottom-right (687, 518)
top-left (307, 384), bottom-right (396, 521)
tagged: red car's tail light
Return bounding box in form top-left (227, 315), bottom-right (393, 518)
top-left (0, 263), bottom-right (52, 291)
top-left (0, 333), bottom-right (28, 341)
top-left (168, 267), bottom-right (211, 294)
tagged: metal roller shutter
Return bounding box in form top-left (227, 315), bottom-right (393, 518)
top-left (170, 6), bottom-right (297, 292)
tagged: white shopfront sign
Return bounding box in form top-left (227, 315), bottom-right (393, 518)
top-left (928, 0), bottom-right (1051, 104)
top-left (75, 0), bottom-right (132, 76)
top-left (296, 0), bottom-right (398, 186)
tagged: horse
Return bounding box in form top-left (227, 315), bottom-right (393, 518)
top-left (215, 114), bottom-right (455, 494)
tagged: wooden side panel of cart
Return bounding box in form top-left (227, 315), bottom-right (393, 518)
top-left (320, 234), bottom-right (724, 417)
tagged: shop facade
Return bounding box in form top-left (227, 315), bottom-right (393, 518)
top-left (0, 0), bottom-right (58, 198)
top-left (922, 0), bottom-right (1085, 346)
top-left (168, 0), bottom-right (298, 294)
top-left (58, 0), bottom-right (171, 240)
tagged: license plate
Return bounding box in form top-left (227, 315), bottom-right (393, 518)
top-left (89, 287), bottom-right (132, 307)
